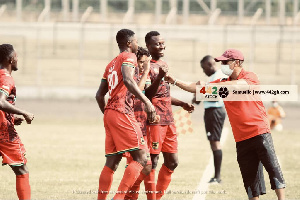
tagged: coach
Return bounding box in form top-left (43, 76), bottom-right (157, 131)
top-left (165, 49), bottom-right (285, 200)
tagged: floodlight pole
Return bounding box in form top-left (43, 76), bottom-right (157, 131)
top-left (294, 0), bottom-right (299, 18)
top-left (16, 0), bottom-right (22, 21)
top-left (210, 0), bottom-right (216, 12)
top-left (72, 0), bottom-right (79, 22)
top-left (238, 0), bottom-right (244, 24)
top-left (123, 0), bottom-right (135, 24)
top-left (265, 0), bottom-right (271, 24)
top-left (182, 0), bottom-right (189, 24)
top-left (155, 0), bottom-right (162, 24)
top-left (100, 0), bottom-right (107, 22)
top-left (62, 0), bottom-right (69, 22)
top-left (0, 5), bottom-right (7, 17)
top-left (279, 0), bottom-right (285, 25)
top-left (45, 0), bottom-right (51, 21)
top-left (166, 0), bottom-right (177, 24)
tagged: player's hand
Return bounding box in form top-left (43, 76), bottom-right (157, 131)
top-left (192, 94), bottom-right (201, 105)
top-left (182, 103), bottom-right (195, 113)
top-left (158, 64), bottom-right (168, 78)
top-left (164, 73), bottom-right (175, 84)
top-left (14, 116), bottom-right (24, 126)
top-left (23, 112), bottom-right (34, 124)
top-left (142, 56), bottom-right (151, 73)
top-left (144, 101), bottom-right (157, 123)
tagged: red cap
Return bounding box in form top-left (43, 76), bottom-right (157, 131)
top-left (215, 49), bottom-right (244, 61)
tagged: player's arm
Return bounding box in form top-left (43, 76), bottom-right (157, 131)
top-left (0, 92), bottom-right (34, 124)
top-left (137, 57), bottom-right (151, 91)
top-left (166, 74), bottom-right (249, 93)
top-left (95, 79), bottom-right (108, 114)
top-left (165, 74), bottom-right (198, 93)
top-left (14, 116), bottom-right (24, 126)
top-left (144, 64), bottom-right (168, 100)
top-left (171, 97), bottom-right (194, 113)
top-left (122, 64), bottom-right (156, 122)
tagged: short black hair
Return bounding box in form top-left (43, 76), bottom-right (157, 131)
top-left (145, 31), bottom-right (160, 45)
top-left (200, 55), bottom-right (214, 65)
top-left (116, 29), bottom-right (135, 48)
top-left (136, 47), bottom-right (150, 60)
top-left (0, 44), bottom-right (14, 63)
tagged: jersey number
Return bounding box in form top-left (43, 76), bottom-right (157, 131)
top-left (107, 71), bottom-right (118, 96)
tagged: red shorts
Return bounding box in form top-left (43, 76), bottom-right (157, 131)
top-left (124, 135), bottom-right (152, 165)
top-left (0, 138), bottom-right (27, 166)
top-left (147, 124), bottom-right (178, 154)
top-left (104, 109), bottom-right (147, 157)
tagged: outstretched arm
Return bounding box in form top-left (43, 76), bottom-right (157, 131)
top-left (95, 79), bottom-right (108, 114)
top-left (171, 97), bottom-right (194, 113)
top-left (0, 93), bottom-right (34, 124)
top-left (165, 74), bottom-right (198, 93)
top-left (165, 74), bottom-right (249, 93)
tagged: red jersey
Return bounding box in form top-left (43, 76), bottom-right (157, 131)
top-left (148, 59), bottom-right (174, 125)
top-left (211, 69), bottom-right (270, 142)
top-left (0, 69), bottom-right (18, 142)
top-left (134, 67), bottom-right (151, 136)
top-left (102, 52), bottom-right (138, 114)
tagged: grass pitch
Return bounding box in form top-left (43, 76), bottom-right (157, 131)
top-left (0, 100), bottom-right (299, 200)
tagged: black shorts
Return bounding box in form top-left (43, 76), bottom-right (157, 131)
top-left (236, 133), bottom-right (285, 198)
top-left (204, 107), bottom-right (226, 141)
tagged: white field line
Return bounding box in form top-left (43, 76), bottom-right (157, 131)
top-left (192, 127), bottom-right (229, 200)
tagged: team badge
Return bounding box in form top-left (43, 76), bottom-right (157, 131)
top-left (152, 142), bottom-right (159, 150)
top-left (140, 137), bottom-right (145, 145)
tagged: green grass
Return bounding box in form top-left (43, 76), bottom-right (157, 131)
top-left (0, 101), bottom-right (299, 199)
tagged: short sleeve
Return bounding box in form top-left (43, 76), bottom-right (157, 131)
top-left (210, 78), bottom-right (225, 84)
top-left (122, 53), bottom-right (137, 68)
top-left (242, 72), bottom-right (259, 85)
top-left (102, 67), bottom-right (108, 81)
top-left (0, 74), bottom-right (13, 96)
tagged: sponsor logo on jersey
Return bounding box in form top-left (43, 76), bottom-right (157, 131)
top-left (152, 142), bottom-right (159, 150)
top-left (140, 137), bottom-right (145, 145)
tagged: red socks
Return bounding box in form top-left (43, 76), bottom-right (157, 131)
top-left (124, 171), bottom-right (147, 200)
top-left (156, 164), bottom-right (174, 200)
top-left (144, 169), bottom-right (156, 200)
top-left (16, 173), bottom-right (31, 200)
top-left (113, 161), bottom-right (143, 200)
top-left (97, 166), bottom-right (114, 200)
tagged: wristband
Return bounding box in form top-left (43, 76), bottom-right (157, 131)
top-left (172, 79), bottom-right (177, 86)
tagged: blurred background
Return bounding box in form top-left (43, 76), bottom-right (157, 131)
top-left (0, 1), bottom-right (299, 199)
top-left (0, 0), bottom-right (299, 99)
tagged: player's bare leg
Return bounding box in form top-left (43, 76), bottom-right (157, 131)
top-left (210, 140), bottom-right (221, 151)
top-left (150, 154), bottom-right (159, 169)
top-left (10, 164), bottom-right (31, 200)
top-left (249, 197), bottom-right (259, 200)
top-left (275, 188), bottom-right (285, 200)
top-left (155, 152), bottom-right (178, 199)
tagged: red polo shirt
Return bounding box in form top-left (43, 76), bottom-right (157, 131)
top-left (211, 69), bottom-right (271, 142)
